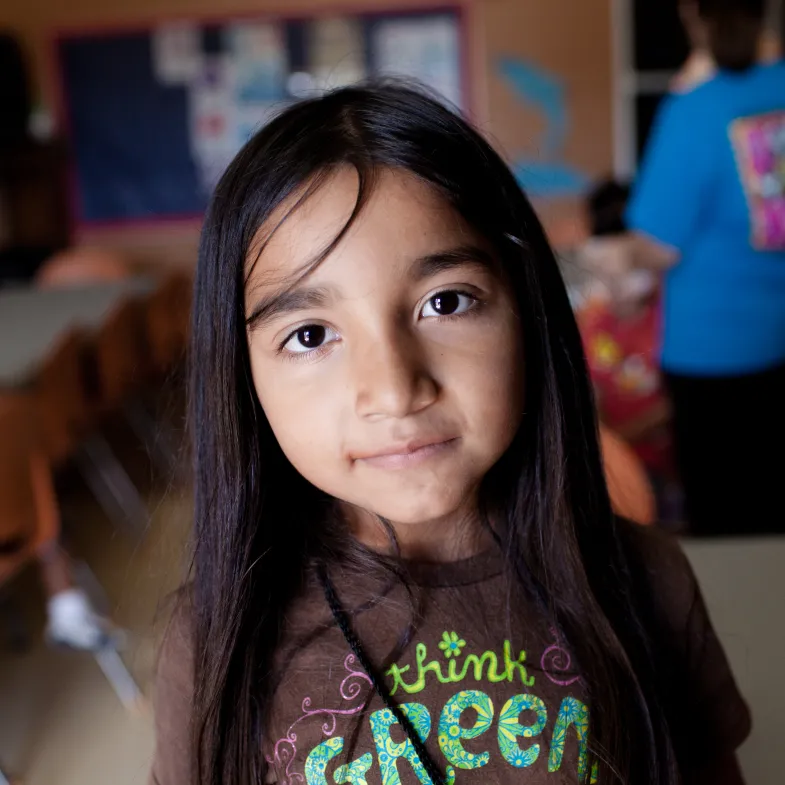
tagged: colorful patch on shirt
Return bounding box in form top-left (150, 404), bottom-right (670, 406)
top-left (589, 333), bottom-right (622, 370)
top-left (730, 111), bottom-right (785, 250)
top-left (616, 355), bottom-right (659, 395)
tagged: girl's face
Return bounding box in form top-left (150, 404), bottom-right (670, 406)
top-left (245, 168), bottom-right (523, 531)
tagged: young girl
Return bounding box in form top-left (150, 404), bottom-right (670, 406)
top-left (150, 84), bottom-right (750, 785)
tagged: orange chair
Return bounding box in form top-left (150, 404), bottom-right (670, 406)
top-left (31, 303), bottom-right (151, 533)
top-left (599, 426), bottom-right (656, 525)
top-left (33, 329), bottom-right (94, 466)
top-left (93, 297), bottom-right (151, 413)
top-left (0, 396), bottom-right (59, 785)
top-left (0, 395), bottom-right (59, 587)
top-left (0, 395), bottom-right (144, 727)
top-left (86, 297), bottom-right (154, 529)
top-left (144, 270), bottom-right (192, 378)
top-left (35, 247), bottom-right (131, 288)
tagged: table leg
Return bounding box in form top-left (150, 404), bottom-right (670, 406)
top-left (76, 434), bottom-right (149, 537)
top-left (0, 763), bottom-right (17, 785)
top-left (94, 646), bottom-right (146, 713)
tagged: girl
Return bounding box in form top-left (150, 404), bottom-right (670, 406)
top-left (150, 84), bottom-right (749, 785)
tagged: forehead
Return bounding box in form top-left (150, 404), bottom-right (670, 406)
top-left (245, 167), bottom-right (475, 294)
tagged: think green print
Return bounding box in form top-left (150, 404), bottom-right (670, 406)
top-left (304, 691), bottom-right (598, 784)
top-left (386, 632), bottom-right (536, 695)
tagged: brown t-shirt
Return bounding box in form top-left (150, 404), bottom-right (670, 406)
top-left (149, 525), bottom-right (751, 785)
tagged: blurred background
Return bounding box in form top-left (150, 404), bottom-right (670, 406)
top-left (0, 0), bottom-right (783, 783)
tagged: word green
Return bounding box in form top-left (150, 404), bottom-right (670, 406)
top-left (304, 689), bottom-right (598, 785)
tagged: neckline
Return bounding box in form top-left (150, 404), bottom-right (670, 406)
top-left (402, 544), bottom-right (505, 588)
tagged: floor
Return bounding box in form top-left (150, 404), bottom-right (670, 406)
top-left (0, 476), bottom-right (190, 785)
top-left (684, 536), bottom-right (785, 784)
top-left (0, 476), bottom-right (782, 785)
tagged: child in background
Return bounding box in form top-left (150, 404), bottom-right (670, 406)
top-left (150, 85), bottom-right (747, 785)
top-left (577, 181), bottom-right (676, 499)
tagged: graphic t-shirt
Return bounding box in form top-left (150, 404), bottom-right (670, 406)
top-left (149, 525), bottom-right (750, 785)
top-left (627, 60), bottom-right (785, 376)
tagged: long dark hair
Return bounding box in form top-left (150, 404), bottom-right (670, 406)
top-left (189, 83), bottom-right (678, 785)
top-left (698, 0), bottom-right (765, 71)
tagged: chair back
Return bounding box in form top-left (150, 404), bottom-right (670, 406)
top-left (34, 329), bottom-right (93, 464)
top-left (94, 298), bottom-right (149, 411)
top-left (600, 426), bottom-right (656, 525)
top-left (0, 395), bottom-right (59, 586)
top-left (144, 271), bottom-right (191, 376)
top-left (35, 247), bottom-right (131, 288)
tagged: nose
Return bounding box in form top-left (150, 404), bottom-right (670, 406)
top-left (352, 328), bottom-right (438, 420)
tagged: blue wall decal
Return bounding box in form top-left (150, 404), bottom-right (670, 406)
top-left (497, 57), bottom-right (589, 198)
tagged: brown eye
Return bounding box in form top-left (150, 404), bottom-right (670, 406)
top-left (283, 324), bottom-right (338, 355)
top-left (420, 290), bottom-right (476, 319)
top-left (297, 326), bottom-right (325, 348)
top-left (431, 291), bottom-right (460, 315)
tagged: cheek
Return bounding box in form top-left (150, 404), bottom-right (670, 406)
top-left (250, 353), bottom-right (344, 477)
top-left (442, 318), bottom-right (524, 439)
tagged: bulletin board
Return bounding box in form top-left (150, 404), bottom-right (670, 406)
top-left (55, 7), bottom-right (467, 227)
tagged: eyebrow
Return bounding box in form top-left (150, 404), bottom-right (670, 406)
top-left (410, 244), bottom-right (497, 281)
top-left (245, 244), bottom-right (497, 330)
top-left (246, 286), bottom-right (332, 330)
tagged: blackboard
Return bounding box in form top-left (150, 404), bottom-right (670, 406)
top-left (56, 8), bottom-right (465, 226)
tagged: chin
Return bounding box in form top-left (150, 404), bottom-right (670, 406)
top-left (362, 487), bottom-right (469, 528)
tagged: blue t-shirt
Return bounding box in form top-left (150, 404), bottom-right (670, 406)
top-left (628, 61), bottom-right (785, 376)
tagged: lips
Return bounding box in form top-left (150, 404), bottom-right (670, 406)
top-left (352, 437), bottom-right (459, 470)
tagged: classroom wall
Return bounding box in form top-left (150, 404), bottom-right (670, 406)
top-left (0, 0), bottom-right (613, 266)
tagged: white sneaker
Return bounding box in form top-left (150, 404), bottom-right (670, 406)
top-left (45, 588), bottom-right (115, 651)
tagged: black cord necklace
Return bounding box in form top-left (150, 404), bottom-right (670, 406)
top-left (318, 565), bottom-right (446, 785)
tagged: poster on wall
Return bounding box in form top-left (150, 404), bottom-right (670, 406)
top-left (306, 17), bottom-right (366, 92)
top-left (152, 22), bottom-right (203, 86)
top-left (184, 21), bottom-right (288, 194)
top-left (187, 55), bottom-right (238, 195)
top-left (227, 22), bottom-right (289, 149)
top-left (496, 57), bottom-right (589, 198)
top-left (58, 7), bottom-right (465, 224)
top-left (228, 22), bottom-right (287, 103)
top-left (372, 15), bottom-right (462, 109)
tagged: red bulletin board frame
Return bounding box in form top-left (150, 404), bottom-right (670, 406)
top-left (48, 2), bottom-right (475, 234)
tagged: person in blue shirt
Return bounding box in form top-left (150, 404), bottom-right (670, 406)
top-left (607, 0), bottom-right (785, 535)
